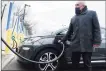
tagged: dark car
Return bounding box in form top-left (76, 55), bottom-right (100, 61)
top-left (17, 27), bottom-right (106, 71)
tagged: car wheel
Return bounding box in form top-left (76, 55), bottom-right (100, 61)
top-left (35, 49), bottom-right (60, 71)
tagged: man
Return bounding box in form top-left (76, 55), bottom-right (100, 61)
top-left (62, 1), bottom-right (101, 71)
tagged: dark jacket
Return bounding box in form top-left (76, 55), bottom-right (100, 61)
top-left (63, 6), bottom-right (101, 52)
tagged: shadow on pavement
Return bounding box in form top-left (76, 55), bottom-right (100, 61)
top-left (19, 63), bottom-right (106, 71)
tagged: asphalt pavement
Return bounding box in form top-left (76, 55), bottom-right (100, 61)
top-left (2, 57), bottom-right (106, 71)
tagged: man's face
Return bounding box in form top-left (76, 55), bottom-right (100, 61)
top-left (75, 2), bottom-right (85, 10)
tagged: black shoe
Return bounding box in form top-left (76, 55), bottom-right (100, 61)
top-left (88, 68), bottom-right (92, 71)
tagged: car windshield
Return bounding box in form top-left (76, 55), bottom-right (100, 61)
top-left (101, 28), bottom-right (106, 38)
top-left (51, 27), bottom-right (68, 35)
top-left (25, 27), bottom-right (68, 38)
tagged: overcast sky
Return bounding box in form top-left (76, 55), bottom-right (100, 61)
top-left (3, 1), bottom-right (106, 35)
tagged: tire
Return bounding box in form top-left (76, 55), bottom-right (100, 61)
top-left (34, 49), bottom-right (60, 71)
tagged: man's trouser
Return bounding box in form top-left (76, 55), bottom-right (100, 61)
top-left (71, 52), bottom-right (92, 70)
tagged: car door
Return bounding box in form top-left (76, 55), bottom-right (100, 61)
top-left (91, 28), bottom-right (106, 61)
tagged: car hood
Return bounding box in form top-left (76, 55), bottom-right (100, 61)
top-left (22, 35), bottom-right (56, 46)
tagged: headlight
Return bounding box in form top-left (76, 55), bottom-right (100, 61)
top-left (22, 47), bottom-right (30, 50)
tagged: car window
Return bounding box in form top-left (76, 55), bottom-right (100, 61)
top-left (60, 29), bottom-right (68, 35)
top-left (100, 28), bottom-right (106, 48)
top-left (101, 28), bottom-right (106, 39)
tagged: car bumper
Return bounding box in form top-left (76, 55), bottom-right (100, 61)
top-left (17, 45), bottom-right (35, 64)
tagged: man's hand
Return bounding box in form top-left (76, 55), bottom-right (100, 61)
top-left (58, 40), bottom-right (62, 43)
top-left (93, 44), bottom-right (100, 48)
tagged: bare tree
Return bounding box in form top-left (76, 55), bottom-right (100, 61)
top-left (24, 20), bottom-right (34, 35)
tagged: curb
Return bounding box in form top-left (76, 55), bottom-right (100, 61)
top-left (2, 54), bottom-right (15, 69)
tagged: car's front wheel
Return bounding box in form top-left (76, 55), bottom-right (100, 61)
top-left (35, 49), bottom-right (60, 71)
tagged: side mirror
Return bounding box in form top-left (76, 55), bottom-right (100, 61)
top-left (56, 33), bottom-right (64, 35)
